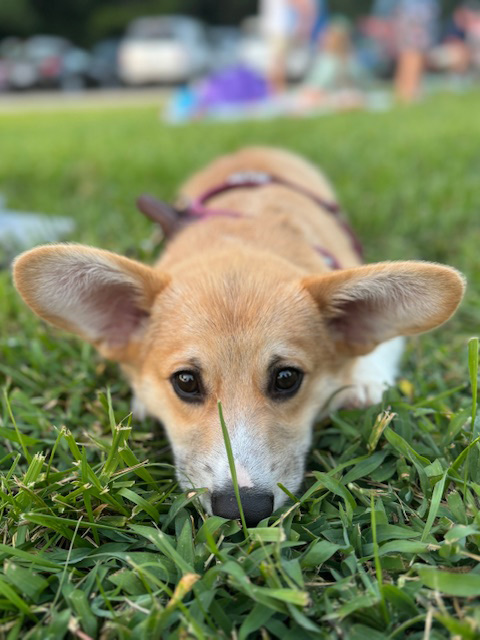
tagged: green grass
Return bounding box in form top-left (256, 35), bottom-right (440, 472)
top-left (1, 92), bottom-right (480, 639)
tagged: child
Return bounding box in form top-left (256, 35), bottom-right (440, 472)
top-left (299, 18), bottom-right (368, 110)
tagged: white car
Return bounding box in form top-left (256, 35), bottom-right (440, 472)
top-left (118, 16), bottom-right (210, 85)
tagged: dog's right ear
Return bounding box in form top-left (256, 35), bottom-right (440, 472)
top-left (302, 261), bottom-right (465, 357)
top-left (13, 244), bottom-right (169, 361)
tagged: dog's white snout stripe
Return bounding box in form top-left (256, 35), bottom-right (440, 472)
top-left (234, 463), bottom-right (254, 488)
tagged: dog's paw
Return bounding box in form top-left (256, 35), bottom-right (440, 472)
top-left (339, 337), bottom-right (405, 409)
top-left (340, 379), bottom-right (389, 409)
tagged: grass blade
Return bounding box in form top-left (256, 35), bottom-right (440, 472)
top-left (218, 401), bottom-right (248, 537)
top-left (464, 337), bottom-right (479, 497)
top-left (2, 388), bottom-right (32, 464)
top-left (370, 493), bottom-right (389, 625)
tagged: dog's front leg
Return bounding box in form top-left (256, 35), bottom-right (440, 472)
top-left (342, 336), bottom-right (405, 408)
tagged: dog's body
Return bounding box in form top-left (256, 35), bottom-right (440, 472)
top-left (155, 147), bottom-right (403, 411)
top-left (14, 147), bottom-right (465, 525)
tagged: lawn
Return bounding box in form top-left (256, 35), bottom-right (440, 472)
top-left (1, 92), bottom-right (480, 639)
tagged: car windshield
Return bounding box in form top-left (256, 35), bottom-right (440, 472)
top-left (131, 25), bottom-right (176, 40)
top-left (127, 18), bottom-right (204, 41)
top-left (26, 39), bottom-right (65, 58)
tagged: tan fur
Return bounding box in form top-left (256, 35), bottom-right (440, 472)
top-left (12, 147), bottom-right (466, 517)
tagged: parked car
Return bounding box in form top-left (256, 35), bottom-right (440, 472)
top-left (0, 59), bottom-right (7, 91)
top-left (4, 35), bottom-right (90, 90)
top-left (118, 15), bottom-right (211, 85)
top-left (0, 38), bottom-right (20, 90)
top-left (87, 38), bottom-right (121, 87)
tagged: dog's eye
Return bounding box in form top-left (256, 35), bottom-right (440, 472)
top-left (269, 367), bottom-right (303, 400)
top-left (171, 370), bottom-right (203, 403)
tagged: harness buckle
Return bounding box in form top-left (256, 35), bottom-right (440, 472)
top-left (227, 171), bottom-right (272, 186)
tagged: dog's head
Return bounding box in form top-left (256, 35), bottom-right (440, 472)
top-left (13, 245), bottom-right (465, 524)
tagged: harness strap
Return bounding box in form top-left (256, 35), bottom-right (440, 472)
top-left (314, 245), bottom-right (342, 270)
top-left (181, 171), bottom-right (363, 269)
top-left (186, 171), bottom-right (341, 219)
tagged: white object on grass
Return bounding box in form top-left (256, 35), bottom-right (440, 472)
top-left (0, 205), bottom-right (75, 262)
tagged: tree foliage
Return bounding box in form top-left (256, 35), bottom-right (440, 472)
top-left (0, 1), bottom-right (462, 49)
top-left (1, 0), bottom-right (258, 45)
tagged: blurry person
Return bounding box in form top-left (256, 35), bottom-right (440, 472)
top-left (429, 5), bottom-right (471, 78)
top-left (290, 0), bottom-right (318, 41)
top-left (300, 17), bottom-right (368, 109)
top-left (259, 0), bottom-right (317, 92)
top-left (393, 0), bottom-right (439, 103)
top-left (288, 0), bottom-right (321, 81)
top-left (166, 65), bottom-right (270, 123)
top-left (310, 0), bottom-right (330, 49)
top-left (459, 1), bottom-right (480, 71)
top-left (260, 0), bottom-right (290, 92)
top-left (358, 0), bottom-right (397, 78)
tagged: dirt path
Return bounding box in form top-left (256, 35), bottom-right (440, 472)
top-left (0, 87), bottom-right (170, 113)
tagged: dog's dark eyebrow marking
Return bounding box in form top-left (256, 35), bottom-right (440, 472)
top-left (268, 354), bottom-right (310, 374)
top-left (268, 355), bottom-right (287, 370)
top-left (172, 357), bottom-right (203, 373)
top-left (187, 358), bottom-right (203, 371)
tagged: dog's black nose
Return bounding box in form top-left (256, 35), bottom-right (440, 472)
top-left (211, 488), bottom-right (274, 526)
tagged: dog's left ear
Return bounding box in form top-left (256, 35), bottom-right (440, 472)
top-left (302, 261), bottom-right (465, 356)
top-left (13, 244), bottom-right (169, 362)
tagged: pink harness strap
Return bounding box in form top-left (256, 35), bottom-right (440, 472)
top-left (186, 171), bottom-right (341, 218)
top-left (314, 245), bottom-right (342, 270)
top-left (181, 171), bottom-right (363, 270)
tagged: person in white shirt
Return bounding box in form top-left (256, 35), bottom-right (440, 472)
top-left (260, 0), bottom-right (291, 91)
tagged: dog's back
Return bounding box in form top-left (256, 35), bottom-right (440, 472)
top-left (159, 147), bottom-right (361, 275)
top-left (180, 147), bottom-right (335, 200)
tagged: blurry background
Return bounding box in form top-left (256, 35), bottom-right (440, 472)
top-left (2, 0), bottom-right (480, 270)
top-left (0, 0), bottom-right (478, 105)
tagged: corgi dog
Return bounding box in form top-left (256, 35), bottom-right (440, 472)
top-left (13, 147), bottom-right (465, 526)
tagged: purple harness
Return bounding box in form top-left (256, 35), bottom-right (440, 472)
top-left (181, 171), bottom-right (363, 270)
